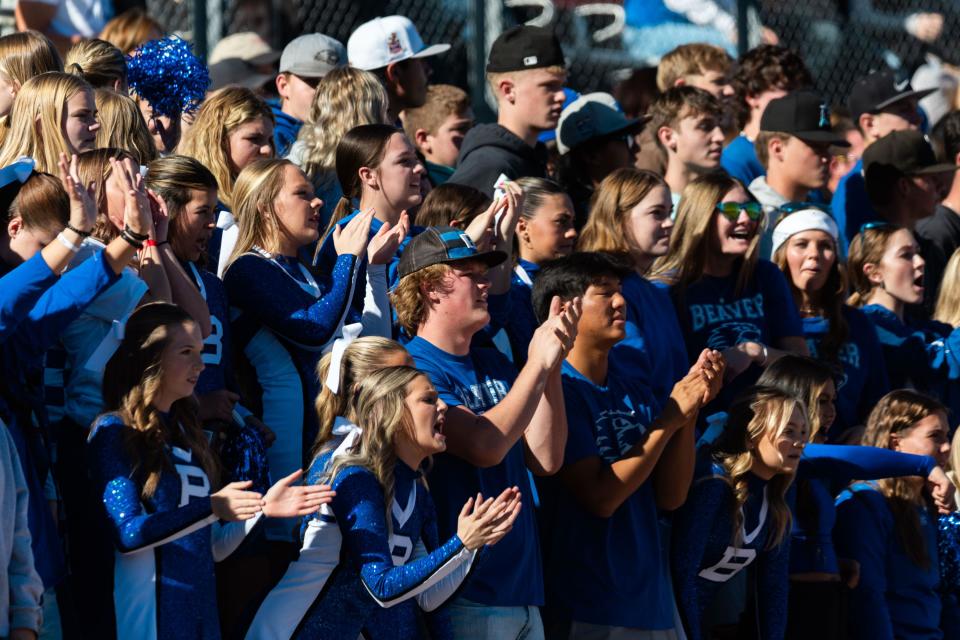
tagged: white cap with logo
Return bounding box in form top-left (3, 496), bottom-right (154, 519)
top-left (347, 15), bottom-right (450, 71)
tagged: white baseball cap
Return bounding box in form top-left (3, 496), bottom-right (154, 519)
top-left (347, 15), bottom-right (450, 71)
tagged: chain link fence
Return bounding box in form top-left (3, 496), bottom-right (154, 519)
top-left (138, 0), bottom-right (960, 115)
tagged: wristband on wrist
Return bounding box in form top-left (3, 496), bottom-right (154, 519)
top-left (56, 232), bottom-right (80, 253)
top-left (144, 239), bottom-right (158, 248)
top-left (759, 344), bottom-right (769, 367)
top-left (120, 229), bottom-right (144, 249)
top-left (123, 224), bottom-right (149, 242)
top-left (65, 222), bottom-right (92, 237)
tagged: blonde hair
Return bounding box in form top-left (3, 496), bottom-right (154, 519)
top-left (650, 172), bottom-right (760, 297)
top-left (65, 39), bottom-right (126, 90)
top-left (391, 263), bottom-right (454, 336)
top-left (950, 427), bottom-right (960, 495)
top-left (862, 389), bottom-right (946, 568)
top-left (656, 43), bottom-right (732, 92)
top-left (177, 86), bottom-right (273, 209)
top-left (295, 66), bottom-right (389, 188)
top-left (0, 30), bottom-right (61, 90)
top-left (325, 366), bottom-right (429, 522)
top-left (715, 387), bottom-right (804, 548)
top-left (94, 89), bottom-right (156, 164)
top-left (99, 9), bottom-right (165, 55)
top-left (846, 224), bottom-right (903, 307)
top-left (313, 337), bottom-right (409, 458)
top-left (225, 158), bottom-right (292, 266)
top-left (402, 84), bottom-right (470, 141)
top-left (0, 71), bottom-right (93, 173)
top-left (934, 248), bottom-right (960, 327)
top-left (102, 303), bottom-right (219, 498)
top-left (578, 168), bottom-right (668, 269)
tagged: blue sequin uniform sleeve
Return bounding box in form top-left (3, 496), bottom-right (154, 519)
top-left (332, 466), bottom-right (467, 606)
top-left (800, 444), bottom-right (935, 482)
top-left (224, 253), bottom-right (357, 348)
top-left (88, 417), bottom-right (216, 553)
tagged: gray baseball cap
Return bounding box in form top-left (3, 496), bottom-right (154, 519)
top-left (280, 34), bottom-right (347, 78)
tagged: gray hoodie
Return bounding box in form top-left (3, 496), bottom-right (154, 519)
top-left (748, 176), bottom-right (789, 259)
top-left (0, 421), bottom-right (42, 636)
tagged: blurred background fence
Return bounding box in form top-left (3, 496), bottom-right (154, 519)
top-left (141, 0), bottom-right (960, 116)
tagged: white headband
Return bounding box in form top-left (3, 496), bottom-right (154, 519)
top-left (771, 209), bottom-right (839, 256)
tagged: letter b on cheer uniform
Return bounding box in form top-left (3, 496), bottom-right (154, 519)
top-left (697, 546), bottom-right (757, 582)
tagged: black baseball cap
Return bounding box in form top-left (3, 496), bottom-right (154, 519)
top-left (760, 91), bottom-right (850, 146)
top-left (398, 226), bottom-right (507, 279)
top-left (863, 129), bottom-right (958, 177)
top-left (848, 70), bottom-right (934, 122)
top-left (486, 25), bottom-right (565, 73)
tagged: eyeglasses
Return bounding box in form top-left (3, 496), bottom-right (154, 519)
top-left (715, 201), bottom-right (764, 221)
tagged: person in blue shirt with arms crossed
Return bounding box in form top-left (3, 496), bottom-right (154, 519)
top-left (531, 252), bottom-right (724, 639)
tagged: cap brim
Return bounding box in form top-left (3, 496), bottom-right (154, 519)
top-left (211, 73), bottom-right (274, 91)
top-left (794, 130), bottom-right (851, 147)
top-left (874, 87), bottom-right (938, 111)
top-left (445, 249), bottom-right (508, 270)
top-left (411, 43), bottom-right (451, 59)
top-left (249, 51), bottom-right (281, 66)
top-left (911, 163), bottom-right (960, 175)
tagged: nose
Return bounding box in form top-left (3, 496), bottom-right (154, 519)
top-left (437, 398), bottom-right (448, 414)
top-left (259, 144), bottom-right (272, 157)
top-left (565, 226), bottom-right (577, 239)
top-left (662, 214), bottom-right (675, 230)
top-left (89, 121), bottom-right (100, 132)
top-left (737, 210), bottom-right (752, 225)
top-left (711, 126), bottom-right (724, 143)
top-left (413, 162), bottom-right (425, 175)
top-left (612, 292), bottom-right (626, 310)
top-left (721, 84), bottom-right (734, 97)
top-left (312, 197), bottom-right (324, 210)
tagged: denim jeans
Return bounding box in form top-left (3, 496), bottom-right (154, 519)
top-left (446, 597), bottom-right (545, 640)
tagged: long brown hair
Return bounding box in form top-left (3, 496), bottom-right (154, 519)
top-left (846, 224), bottom-right (903, 307)
top-left (650, 172), bottom-right (761, 298)
top-left (102, 303), bottom-right (219, 498)
top-left (328, 123), bottom-right (398, 232)
top-left (772, 232), bottom-right (848, 363)
top-left (861, 389), bottom-right (945, 568)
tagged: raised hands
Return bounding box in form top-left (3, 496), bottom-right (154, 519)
top-left (666, 349), bottom-right (725, 427)
top-left (332, 207), bottom-right (374, 257)
top-left (109, 156), bottom-right (153, 239)
top-left (210, 480), bottom-right (264, 521)
top-left (368, 209), bottom-right (409, 265)
top-left (261, 469), bottom-right (336, 518)
top-left (464, 196), bottom-right (507, 251)
top-left (57, 153), bottom-right (96, 235)
top-left (456, 487), bottom-right (523, 550)
top-left (527, 296), bottom-right (582, 371)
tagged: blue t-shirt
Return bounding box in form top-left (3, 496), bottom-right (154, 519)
top-left (802, 306), bottom-right (889, 440)
top-left (540, 361), bottom-right (671, 628)
top-left (834, 482), bottom-right (943, 640)
top-left (721, 135), bottom-right (765, 187)
top-left (609, 273), bottom-right (688, 409)
top-left (405, 336), bottom-right (544, 607)
top-left (831, 159), bottom-right (879, 250)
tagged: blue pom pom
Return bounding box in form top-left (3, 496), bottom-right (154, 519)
top-left (127, 36), bottom-right (210, 119)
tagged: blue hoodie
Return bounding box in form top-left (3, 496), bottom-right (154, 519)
top-left (270, 100), bottom-right (302, 158)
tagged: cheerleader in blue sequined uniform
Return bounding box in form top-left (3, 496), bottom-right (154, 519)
top-left (223, 159), bottom-right (391, 541)
top-left (89, 303), bottom-right (334, 640)
top-left (672, 387), bottom-right (807, 640)
top-left (247, 365), bottom-right (522, 640)
top-left (848, 224), bottom-right (960, 420)
top-left (834, 389), bottom-right (954, 640)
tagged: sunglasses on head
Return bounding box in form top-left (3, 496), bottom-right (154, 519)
top-left (773, 201), bottom-right (833, 227)
top-left (715, 201), bottom-right (764, 221)
top-left (859, 220), bottom-right (894, 234)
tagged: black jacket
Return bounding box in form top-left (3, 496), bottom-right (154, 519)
top-left (448, 123), bottom-right (547, 196)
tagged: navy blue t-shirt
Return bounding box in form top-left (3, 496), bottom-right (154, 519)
top-left (405, 336), bottom-right (544, 607)
top-left (540, 361), bottom-right (673, 628)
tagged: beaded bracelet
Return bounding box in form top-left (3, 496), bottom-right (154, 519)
top-left (65, 222), bottom-right (92, 237)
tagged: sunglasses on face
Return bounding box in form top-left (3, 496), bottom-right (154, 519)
top-left (715, 201), bottom-right (764, 221)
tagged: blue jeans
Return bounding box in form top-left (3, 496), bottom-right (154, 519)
top-left (446, 597), bottom-right (545, 640)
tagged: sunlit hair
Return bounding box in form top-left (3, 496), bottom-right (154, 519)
top-left (862, 389), bottom-right (946, 568)
top-left (75, 147), bottom-right (134, 243)
top-left (101, 302), bottom-right (218, 498)
top-left (295, 66), bottom-right (389, 192)
top-left (391, 263), bottom-right (455, 336)
top-left (712, 386), bottom-right (804, 548)
top-left (65, 39), bottom-right (126, 90)
top-left (934, 248), bottom-right (960, 327)
top-left (402, 83), bottom-right (470, 140)
top-left (949, 427), bottom-right (960, 495)
top-left (0, 71), bottom-right (93, 173)
top-left (846, 224), bottom-right (903, 307)
top-left (757, 355), bottom-right (834, 442)
top-left (177, 86), bottom-right (273, 209)
top-left (94, 88), bottom-right (156, 164)
top-left (225, 158), bottom-right (292, 266)
top-left (313, 337), bottom-right (409, 458)
top-left (145, 154), bottom-right (218, 259)
top-left (578, 168), bottom-right (667, 270)
top-left (325, 366), bottom-right (429, 523)
top-left (650, 171), bottom-right (760, 297)
top-left (0, 30), bottom-right (61, 90)
top-left (415, 182), bottom-right (490, 228)
top-left (4, 171), bottom-right (68, 233)
top-left (327, 123), bottom-right (398, 232)
top-left (99, 9), bottom-right (165, 54)
top-left (772, 231), bottom-right (848, 362)
top-left (656, 43), bottom-right (732, 92)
